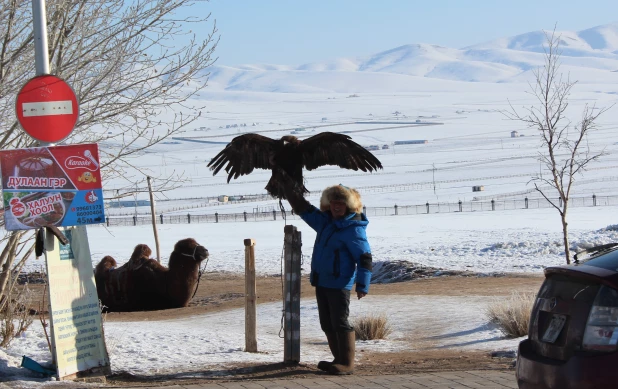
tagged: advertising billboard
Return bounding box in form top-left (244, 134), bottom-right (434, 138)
top-left (0, 144), bottom-right (104, 230)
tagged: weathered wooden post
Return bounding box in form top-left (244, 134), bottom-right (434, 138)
top-left (284, 225), bottom-right (301, 364)
top-left (244, 239), bottom-right (257, 352)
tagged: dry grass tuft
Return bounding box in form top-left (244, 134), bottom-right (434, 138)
top-left (352, 313), bottom-right (392, 340)
top-left (486, 292), bottom-right (536, 338)
top-left (1, 284), bottom-right (34, 348)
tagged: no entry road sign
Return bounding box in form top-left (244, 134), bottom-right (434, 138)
top-left (16, 75), bottom-right (79, 143)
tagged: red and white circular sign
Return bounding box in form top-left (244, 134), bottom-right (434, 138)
top-left (16, 75), bottom-right (79, 143)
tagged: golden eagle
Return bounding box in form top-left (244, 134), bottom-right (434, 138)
top-left (208, 132), bottom-right (383, 199)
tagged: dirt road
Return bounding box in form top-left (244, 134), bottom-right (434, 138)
top-left (42, 272), bottom-right (540, 386)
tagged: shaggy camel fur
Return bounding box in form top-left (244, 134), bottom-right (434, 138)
top-left (94, 238), bottom-right (209, 312)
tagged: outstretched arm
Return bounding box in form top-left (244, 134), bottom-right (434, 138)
top-left (279, 173), bottom-right (330, 232)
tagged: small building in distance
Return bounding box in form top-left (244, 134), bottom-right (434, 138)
top-left (108, 200), bottom-right (151, 208)
top-left (511, 130), bottom-right (519, 138)
top-left (393, 140), bottom-right (428, 145)
top-left (217, 195), bottom-right (229, 203)
top-left (472, 186), bottom-right (485, 192)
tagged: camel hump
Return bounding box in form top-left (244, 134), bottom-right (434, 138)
top-left (96, 255), bottom-right (117, 274)
top-left (126, 256), bottom-right (152, 271)
top-left (139, 258), bottom-right (169, 273)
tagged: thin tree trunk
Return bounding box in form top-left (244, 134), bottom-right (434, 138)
top-left (7, 243), bottom-right (35, 297)
top-left (561, 212), bottom-right (570, 264)
top-left (0, 232), bottom-right (22, 311)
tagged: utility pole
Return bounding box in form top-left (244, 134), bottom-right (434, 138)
top-left (147, 177), bottom-right (161, 262)
top-left (432, 163), bottom-right (437, 195)
top-left (134, 183), bottom-right (138, 217)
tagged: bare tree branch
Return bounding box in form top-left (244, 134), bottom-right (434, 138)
top-left (503, 28), bottom-right (611, 264)
top-left (0, 0), bottom-right (218, 308)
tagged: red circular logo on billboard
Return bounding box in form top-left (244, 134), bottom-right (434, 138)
top-left (11, 202), bottom-right (26, 217)
top-left (16, 75), bottom-right (79, 143)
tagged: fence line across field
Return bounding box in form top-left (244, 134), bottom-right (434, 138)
top-left (99, 194), bottom-right (618, 227)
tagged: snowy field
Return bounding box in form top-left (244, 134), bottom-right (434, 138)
top-left (2, 23), bottom-right (618, 385)
top-left (21, 206), bottom-right (618, 276)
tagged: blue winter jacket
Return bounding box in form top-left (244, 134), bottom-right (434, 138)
top-left (300, 205), bottom-right (373, 294)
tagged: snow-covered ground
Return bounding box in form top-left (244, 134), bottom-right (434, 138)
top-left (3, 22), bottom-right (618, 386)
top-left (3, 206), bottom-right (618, 386)
top-left (52, 207), bottom-right (618, 275)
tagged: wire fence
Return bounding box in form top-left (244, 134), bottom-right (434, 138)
top-left (101, 193), bottom-right (618, 227)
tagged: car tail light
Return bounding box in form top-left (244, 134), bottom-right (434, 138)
top-left (583, 285), bottom-right (618, 351)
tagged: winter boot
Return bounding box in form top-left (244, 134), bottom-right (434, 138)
top-left (328, 331), bottom-right (355, 375)
top-left (317, 332), bottom-right (339, 371)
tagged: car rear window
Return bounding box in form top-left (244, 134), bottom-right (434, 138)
top-left (583, 249), bottom-right (618, 271)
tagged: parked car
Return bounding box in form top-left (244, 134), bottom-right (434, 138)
top-left (516, 243), bottom-right (618, 388)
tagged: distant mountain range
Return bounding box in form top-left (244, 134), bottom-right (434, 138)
top-left (206, 23), bottom-right (618, 92)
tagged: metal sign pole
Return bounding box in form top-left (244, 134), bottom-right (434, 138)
top-left (32, 0), bottom-right (50, 77)
top-left (32, 0), bottom-right (54, 148)
top-left (32, 0), bottom-right (57, 370)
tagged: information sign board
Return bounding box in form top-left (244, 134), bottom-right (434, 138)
top-left (45, 225), bottom-right (110, 379)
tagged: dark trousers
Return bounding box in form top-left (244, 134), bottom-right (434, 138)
top-left (315, 286), bottom-right (353, 333)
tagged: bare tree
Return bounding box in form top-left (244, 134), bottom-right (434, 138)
top-left (0, 0), bottom-right (218, 309)
top-left (506, 30), bottom-right (611, 264)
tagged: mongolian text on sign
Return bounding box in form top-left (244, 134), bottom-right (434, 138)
top-left (0, 143), bottom-right (104, 230)
top-left (46, 226), bottom-right (110, 379)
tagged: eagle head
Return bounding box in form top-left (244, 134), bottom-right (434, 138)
top-left (280, 135), bottom-right (300, 145)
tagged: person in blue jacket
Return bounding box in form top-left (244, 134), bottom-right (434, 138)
top-left (282, 180), bottom-right (372, 375)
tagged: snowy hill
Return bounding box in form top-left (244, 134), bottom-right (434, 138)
top-left (468, 22), bottom-right (618, 53)
top-left (206, 23), bottom-right (618, 92)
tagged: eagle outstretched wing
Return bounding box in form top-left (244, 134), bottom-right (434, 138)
top-left (207, 134), bottom-right (277, 182)
top-left (299, 132), bottom-right (383, 172)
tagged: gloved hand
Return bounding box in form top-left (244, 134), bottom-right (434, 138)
top-left (278, 171), bottom-right (310, 214)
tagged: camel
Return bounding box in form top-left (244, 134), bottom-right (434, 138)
top-left (94, 238), bottom-right (209, 312)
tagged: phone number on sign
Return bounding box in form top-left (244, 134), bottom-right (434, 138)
top-left (74, 205), bottom-right (102, 212)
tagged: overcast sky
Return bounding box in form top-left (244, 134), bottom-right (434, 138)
top-left (190, 0), bottom-right (616, 66)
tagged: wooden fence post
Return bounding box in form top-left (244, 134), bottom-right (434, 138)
top-left (244, 239), bottom-right (257, 353)
top-left (284, 225), bottom-right (301, 364)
